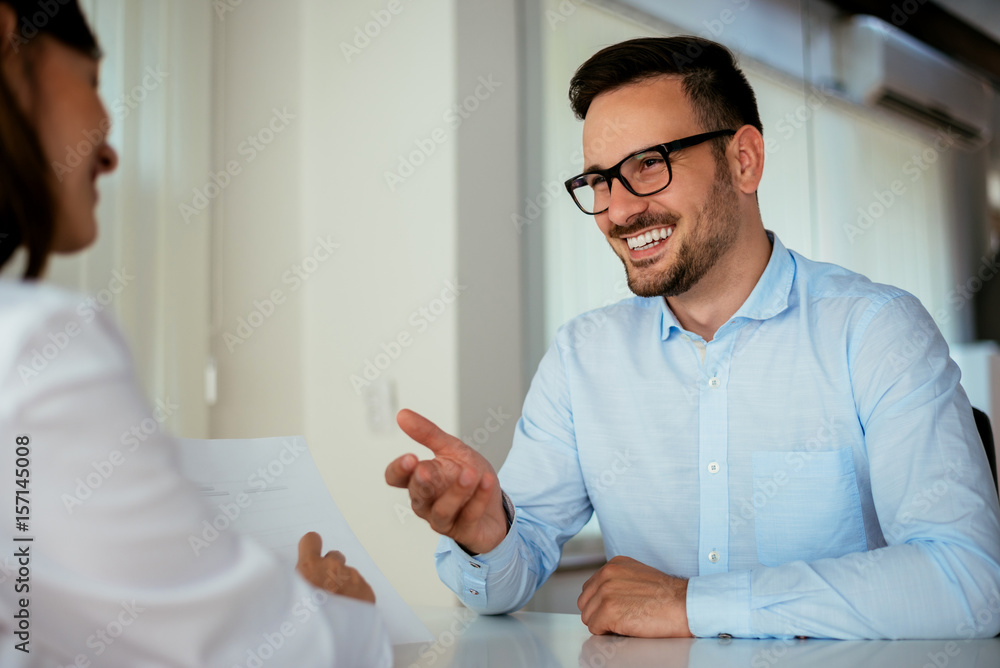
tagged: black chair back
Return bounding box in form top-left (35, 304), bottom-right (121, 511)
top-left (973, 407), bottom-right (998, 498)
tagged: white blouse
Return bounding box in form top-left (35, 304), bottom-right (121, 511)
top-left (0, 280), bottom-right (391, 667)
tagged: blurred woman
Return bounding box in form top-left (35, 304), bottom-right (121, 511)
top-left (0, 1), bottom-right (391, 665)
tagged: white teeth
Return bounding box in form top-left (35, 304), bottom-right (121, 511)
top-left (626, 227), bottom-right (673, 250)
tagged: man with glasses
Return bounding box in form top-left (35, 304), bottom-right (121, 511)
top-left (386, 36), bottom-right (1000, 639)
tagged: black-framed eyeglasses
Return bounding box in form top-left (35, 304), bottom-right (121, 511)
top-left (563, 129), bottom-right (737, 215)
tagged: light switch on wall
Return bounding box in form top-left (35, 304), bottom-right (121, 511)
top-left (363, 377), bottom-right (398, 434)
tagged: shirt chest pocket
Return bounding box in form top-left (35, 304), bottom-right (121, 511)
top-left (751, 447), bottom-right (867, 567)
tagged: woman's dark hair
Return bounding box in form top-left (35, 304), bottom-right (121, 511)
top-left (569, 36), bottom-right (763, 162)
top-left (0, 0), bottom-right (100, 279)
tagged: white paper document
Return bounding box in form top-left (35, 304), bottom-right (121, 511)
top-left (176, 435), bottom-right (433, 646)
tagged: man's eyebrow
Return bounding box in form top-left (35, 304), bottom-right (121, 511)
top-left (582, 143), bottom-right (662, 174)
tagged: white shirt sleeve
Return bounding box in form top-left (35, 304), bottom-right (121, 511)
top-left (0, 287), bottom-right (391, 667)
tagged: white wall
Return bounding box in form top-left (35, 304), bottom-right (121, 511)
top-left (213, 0), bottom-right (523, 606)
top-left (209, 0), bottom-right (306, 439)
top-left (300, 0), bottom-right (461, 607)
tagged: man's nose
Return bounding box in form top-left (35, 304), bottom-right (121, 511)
top-left (606, 178), bottom-right (647, 227)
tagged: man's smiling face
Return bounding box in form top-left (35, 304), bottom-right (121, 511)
top-left (582, 75), bottom-right (741, 298)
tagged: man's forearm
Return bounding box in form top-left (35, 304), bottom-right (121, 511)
top-left (688, 541), bottom-right (1000, 639)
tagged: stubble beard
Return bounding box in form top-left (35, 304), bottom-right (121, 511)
top-left (617, 163), bottom-right (741, 298)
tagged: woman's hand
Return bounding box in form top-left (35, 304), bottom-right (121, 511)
top-left (296, 532), bottom-right (376, 604)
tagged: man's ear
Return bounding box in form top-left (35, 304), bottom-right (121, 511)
top-left (729, 125), bottom-right (765, 196)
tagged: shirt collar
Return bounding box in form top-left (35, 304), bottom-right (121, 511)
top-left (658, 230), bottom-right (795, 340)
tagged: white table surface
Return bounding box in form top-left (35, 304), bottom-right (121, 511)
top-left (392, 606), bottom-right (1000, 668)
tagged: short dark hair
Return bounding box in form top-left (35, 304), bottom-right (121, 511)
top-left (6, 0), bottom-right (100, 57)
top-left (0, 0), bottom-right (100, 279)
top-left (569, 36), bottom-right (763, 160)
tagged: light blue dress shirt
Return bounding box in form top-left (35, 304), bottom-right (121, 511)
top-left (436, 232), bottom-right (1000, 639)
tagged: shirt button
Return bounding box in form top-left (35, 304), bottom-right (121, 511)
top-left (708, 550), bottom-right (720, 563)
top-left (708, 377), bottom-right (721, 388)
top-left (469, 562), bottom-right (481, 569)
top-left (708, 462), bottom-right (720, 474)
top-left (469, 589), bottom-right (479, 596)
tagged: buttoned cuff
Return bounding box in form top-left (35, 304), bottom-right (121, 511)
top-left (436, 508), bottom-right (521, 608)
top-left (686, 569), bottom-right (753, 638)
